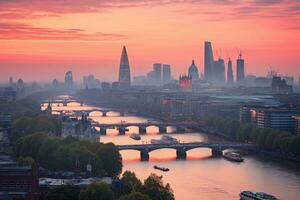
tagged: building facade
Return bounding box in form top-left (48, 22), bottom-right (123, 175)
top-left (118, 46), bottom-right (131, 89)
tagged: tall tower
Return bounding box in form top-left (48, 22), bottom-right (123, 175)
top-left (236, 52), bottom-right (245, 86)
top-left (153, 63), bottom-right (162, 85)
top-left (227, 58), bottom-right (234, 85)
top-left (162, 64), bottom-right (171, 84)
top-left (212, 58), bottom-right (225, 86)
top-left (204, 41), bottom-right (214, 82)
top-left (64, 71), bottom-right (74, 90)
top-left (118, 46), bottom-right (131, 89)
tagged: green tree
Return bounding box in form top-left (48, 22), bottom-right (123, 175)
top-left (17, 156), bottom-right (34, 166)
top-left (120, 192), bottom-right (151, 200)
top-left (79, 183), bottom-right (114, 200)
top-left (141, 174), bottom-right (174, 200)
top-left (96, 143), bottom-right (122, 176)
top-left (37, 137), bottom-right (61, 170)
top-left (45, 185), bottom-right (80, 200)
top-left (120, 171), bottom-right (142, 195)
top-left (18, 132), bottom-right (47, 159)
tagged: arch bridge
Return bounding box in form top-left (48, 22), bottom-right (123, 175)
top-left (93, 121), bottom-right (204, 135)
top-left (117, 142), bottom-right (257, 161)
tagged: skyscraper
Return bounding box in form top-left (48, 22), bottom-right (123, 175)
top-left (188, 60), bottom-right (199, 81)
top-left (64, 71), bottom-right (74, 90)
top-left (153, 63), bottom-right (162, 85)
top-left (212, 58), bottom-right (225, 86)
top-left (163, 64), bottom-right (171, 84)
top-left (204, 41), bottom-right (214, 81)
top-left (227, 58), bottom-right (234, 85)
top-left (118, 46), bottom-right (131, 89)
top-left (236, 53), bottom-right (245, 85)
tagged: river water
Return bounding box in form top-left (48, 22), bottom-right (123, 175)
top-left (43, 101), bottom-right (300, 200)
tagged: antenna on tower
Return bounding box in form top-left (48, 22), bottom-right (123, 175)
top-left (236, 48), bottom-right (242, 59)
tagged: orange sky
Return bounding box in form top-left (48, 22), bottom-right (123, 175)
top-left (0, 0), bottom-right (299, 83)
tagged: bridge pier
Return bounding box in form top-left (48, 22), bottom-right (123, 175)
top-left (102, 111), bottom-right (107, 117)
top-left (80, 102), bottom-right (84, 106)
top-left (159, 126), bottom-right (167, 134)
top-left (120, 111), bottom-right (125, 116)
top-left (211, 148), bottom-right (223, 157)
top-left (176, 149), bottom-right (187, 160)
top-left (100, 128), bottom-right (107, 135)
top-left (176, 126), bottom-right (185, 133)
top-left (140, 150), bottom-right (149, 161)
top-left (118, 127), bottom-right (127, 135)
top-left (139, 126), bottom-right (147, 135)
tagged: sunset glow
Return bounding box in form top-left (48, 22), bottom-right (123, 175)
top-left (0, 0), bottom-right (299, 82)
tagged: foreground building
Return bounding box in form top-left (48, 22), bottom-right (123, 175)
top-left (240, 105), bottom-right (300, 134)
top-left (0, 163), bottom-right (39, 200)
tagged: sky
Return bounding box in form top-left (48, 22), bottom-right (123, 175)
top-left (0, 0), bottom-right (299, 83)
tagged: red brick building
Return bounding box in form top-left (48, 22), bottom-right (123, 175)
top-left (0, 163), bottom-right (39, 200)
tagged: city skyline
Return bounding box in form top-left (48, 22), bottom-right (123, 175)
top-left (0, 0), bottom-right (300, 83)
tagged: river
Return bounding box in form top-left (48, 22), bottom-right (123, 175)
top-left (43, 100), bottom-right (300, 200)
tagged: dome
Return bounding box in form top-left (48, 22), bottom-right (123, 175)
top-left (188, 60), bottom-right (199, 80)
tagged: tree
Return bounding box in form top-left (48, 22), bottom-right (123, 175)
top-left (120, 171), bottom-right (142, 195)
top-left (37, 137), bottom-right (61, 170)
top-left (17, 156), bottom-right (34, 166)
top-left (18, 132), bottom-right (47, 159)
top-left (45, 185), bottom-right (80, 200)
top-left (96, 143), bottom-right (122, 176)
top-left (79, 183), bottom-right (114, 200)
top-left (141, 174), bottom-right (174, 200)
top-left (120, 192), bottom-right (151, 200)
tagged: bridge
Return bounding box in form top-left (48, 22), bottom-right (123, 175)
top-left (57, 109), bottom-right (125, 117)
top-left (93, 121), bottom-right (205, 135)
top-left (117, 142), bottom-right (257, 161)
top-left (42, 99), bottom-right (84, 107)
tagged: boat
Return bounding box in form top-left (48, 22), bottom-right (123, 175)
top-left (151, 135), bottom-right (179, 144)
top-left (130, 133), bottom-right (141, 140)
top-left (153, 165), bottom-right (169, 172)
top-left (223, 151), bottom-right (244, 162)
top-left (240, 191), bottom-right (279, 200)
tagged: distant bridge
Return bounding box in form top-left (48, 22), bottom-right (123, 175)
top-left (117, 142), bottom-right (257, 161)
top-left (93, 121), bottom-right (205, 135)
top-left (42, 99), bottom-right (84, 107)
top-left (57, 109), bottom-right (125, 117)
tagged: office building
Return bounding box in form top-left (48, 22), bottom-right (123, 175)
top-left (118, 46), bottom-right (131, 89)
top-left (236, 53), bottom-right (245, 86)
top-left (227, 58), bottom-right (234, 85)
top-left (163, 64), bottom-right (171, 84)
top-left (204, 41), bottom-right (214, 81)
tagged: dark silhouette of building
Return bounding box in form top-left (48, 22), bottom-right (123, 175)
top-left (162, 64), bottom-right (171, 84)
top-left (0, 163), bottom-right (39, 200)
top-left (179, 75), bottom-right (192, 92)
top-left (212, 58), bottom-right (225, 86)
top-left (236, 53), bottom-right (245, 86)
top-left (204, 41), bottom-right (214, 82)
top-left (188, 60), bottom-right (199, 81)
top-left (227, 58), bottom-right (234, 85)
top-left (271, 76), bottom-right (293, 94)
top-left (118, 46), bottom-right (131, 89)
top-left (64, 71), bottom-right (74, 90)
top-left (153, 63), bottom-right (162, 85)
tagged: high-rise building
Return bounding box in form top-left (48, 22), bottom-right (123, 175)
top-left (188, 60), bottom-right (199, 81)
top-left (153, 63), bottom-right (162, 84)
top-left (118, 46), bottom-right (131, 89)
top-left (227, 58), bottom-right (234, 85)
top-left (204, 41), bottom-right (214, 81)
top-left (212, 58), bottom-right (225, 86)
top-left (163, 64), bottom-right (171, 84)
top-left (236, 53), bottom-right (245, 86)
top-left (64, 71), bottom-right (74, 90)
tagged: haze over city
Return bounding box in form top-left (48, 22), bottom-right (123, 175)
top-left (1, 0), bottom-right (300, 82)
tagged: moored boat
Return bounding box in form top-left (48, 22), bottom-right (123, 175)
top-left (240, 191), bottom-right (279, 200)
top-left (153, 165), bottom-right (169, 172)
top-left (130, 133), bottom-right (141, 140)
top-left (223, 151), bottom-right (244, 162)
top-left (150, 135), bottom-right (179, 144)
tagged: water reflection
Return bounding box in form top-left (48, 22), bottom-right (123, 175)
top-left (42, 101), bottom-right (300, 200)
